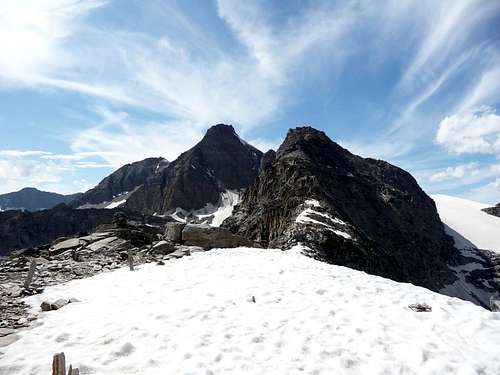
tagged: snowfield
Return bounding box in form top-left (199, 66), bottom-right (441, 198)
top-left (1, 248), bottom-right (499, 375)
top-left (432, 194), bottom-right (500, 252)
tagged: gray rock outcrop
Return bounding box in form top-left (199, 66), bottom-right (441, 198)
top-left (150, 240), bottom-right (176, 255)
top-left (182, 225), bottom-right (253, 249)
top-left (164, 222), bottom-right (186, 243)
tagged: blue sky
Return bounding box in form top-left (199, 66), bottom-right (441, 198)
top-left (1, 0), bottom-right (500, 203)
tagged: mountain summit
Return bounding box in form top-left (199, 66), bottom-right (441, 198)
top-left (125, 124), bottom-right (263, 214)
top-left (224, 126), bottom-right (457, 291)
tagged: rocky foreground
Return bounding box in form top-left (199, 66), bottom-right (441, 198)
top-left (0, 214), bottom-right (253, 345)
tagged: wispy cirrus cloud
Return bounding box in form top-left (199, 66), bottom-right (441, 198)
top-left (0, 0), bottom-right (107, 84)
top-left (0, 150), bottom-right (52, 157)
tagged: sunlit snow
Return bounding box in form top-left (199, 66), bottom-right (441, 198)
top-left (1, 248), bottom-right (499, 374)
top-left (105, 199), bottom-right (127, 209)
top-left (295, 201), bottom-right (351, 239)
top-left (432, 194), bottom-right (500, 252)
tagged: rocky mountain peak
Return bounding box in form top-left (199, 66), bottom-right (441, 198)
top-left (202, 124), bottom-right (238, 141)
top-left (125, 124), bottom-right (263, 215)
top-left (224, 125), bottom-right (457, 292)
top-left (277, 126), bottom-right (352, 165)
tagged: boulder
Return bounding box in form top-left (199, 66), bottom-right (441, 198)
top-left (86, 236), bottom-right (119, 252)
top-left (164, 222), bottom-right (186, 243)
top-left (182, 225), bottom-right (253, 249)
top-left (49, 238), bottom-right (81, 256)
top-left (150, 240), bottom-right (176, 255)
top-left (41, 301), bottom-right (52, 311)
top-left (51, 299), bottom-right (68, 310)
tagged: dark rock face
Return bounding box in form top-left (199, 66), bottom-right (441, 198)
top-left (483, 203), bottom-right (500, 218)
top-left (70, 157), bottom-right (169, 208)
top-left (0, 188), bottom-right (81, 212)
top-left (0, 204), bottom-right (118, 256)
top-left (125, 124), bottom-right (262, 215)
top-left (224, 126), bottom-right (458, 291)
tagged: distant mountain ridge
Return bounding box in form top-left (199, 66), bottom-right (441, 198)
top-left (0, 187), bottom-right (81, 212)
top-left (70, 157), bottom-right (169, 208)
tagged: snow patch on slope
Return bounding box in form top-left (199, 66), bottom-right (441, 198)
top-left (295, 200), bottom-right (351, 239)
top-left (1, 247), bottom-right (499, 374)
top-left (105, 199), bottom-right (127, 209)
top-left (198, 190), bottom-right (240, 227)
top-left (170, 190), bottom-right (240, 227)
top-left (170, 208), bottom-right (188, 223)
top-left (432, 194), bottom-right (500, 252)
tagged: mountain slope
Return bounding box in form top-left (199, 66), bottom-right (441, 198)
top-left (0, 188), bottom-right (81, 212)
top-left (70, 157), bottom-right (169, 208)
top-left (224, 126), bottom-right (457, 291)
top-left (432, 194), bottom-right (500, 252)
top-left (125, 124), bottom-right (262, 215)
top-left (1, 247), bottom-right (499, 374)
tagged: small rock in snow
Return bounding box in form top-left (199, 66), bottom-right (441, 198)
top-left (409, 303), bottom-right (432, 312)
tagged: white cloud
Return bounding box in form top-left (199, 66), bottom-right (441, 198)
top-left (436, 106), bottom-right (500, 154)
top-left (0, 156), bottom-right (65, 194)
top-left (429, 162), bottom-right (479, 182)
top-left (419, 161), bottom-right (500, 196)
top-left (0, 148), bottom-right (112, 194)
top-left (461, 178), bottom-right (500, 205)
